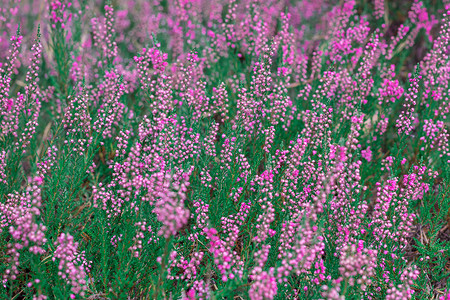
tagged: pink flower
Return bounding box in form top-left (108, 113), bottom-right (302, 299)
top-left (361, 147), bottom-right (372, 162)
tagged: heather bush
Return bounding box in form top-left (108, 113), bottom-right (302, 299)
top-left (0, 0), bottom-right (450, 299)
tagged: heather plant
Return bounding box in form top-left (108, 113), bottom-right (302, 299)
top-left (0, 0), bottom-right (450, 299)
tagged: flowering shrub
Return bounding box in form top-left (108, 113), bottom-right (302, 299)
top-left (0, 0), bottom-right (450, 299)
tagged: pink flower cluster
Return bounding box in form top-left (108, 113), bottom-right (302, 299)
top-left (52, 233), bottom-right (87, 298)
